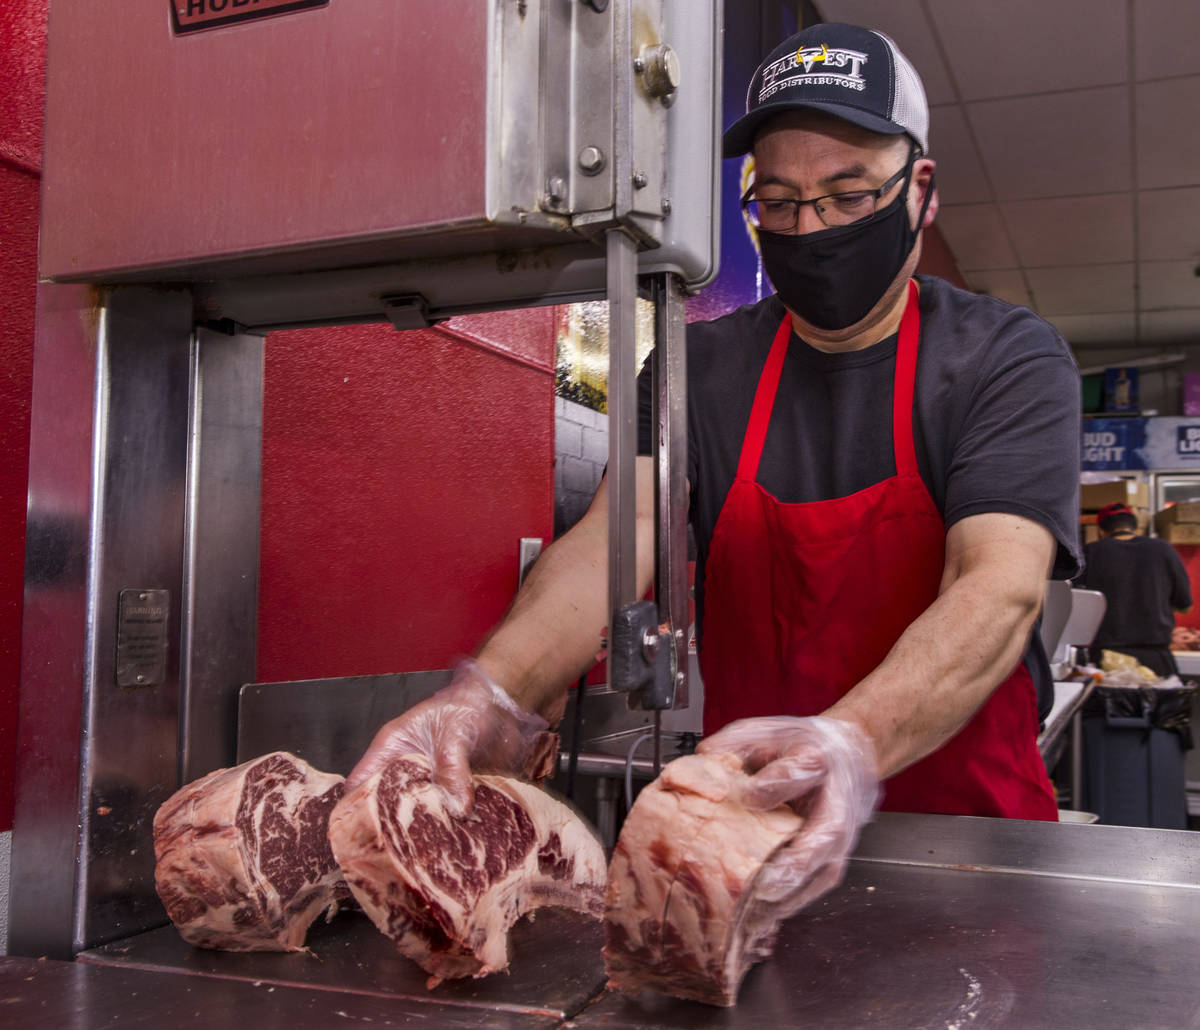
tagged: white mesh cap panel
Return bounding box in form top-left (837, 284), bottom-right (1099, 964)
top-left (877, 31), bottom-right (929, 154)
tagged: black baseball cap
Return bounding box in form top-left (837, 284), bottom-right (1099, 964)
top-left (723, 22), bottom-right (930, 159)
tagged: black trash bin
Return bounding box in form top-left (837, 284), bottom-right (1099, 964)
top-left (1081, 683), bottom-right (1195, 829)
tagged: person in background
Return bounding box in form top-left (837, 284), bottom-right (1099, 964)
top-left (348, 22), bottom-right (1082, 912)
top-left (1076, 502), bottom-right (1192, 677)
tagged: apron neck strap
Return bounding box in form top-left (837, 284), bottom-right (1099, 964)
top-left (737, 279), bottom-right (923, 483)
top-left (892, 278), bottom-right (921, 477)
top-left (736, 315), bottom-right (793, 482)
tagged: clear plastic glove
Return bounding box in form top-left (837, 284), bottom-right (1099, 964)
top-left (345, 660), bottom-right (557, 815)
top-left (696, 715), bottom-right (879, 915)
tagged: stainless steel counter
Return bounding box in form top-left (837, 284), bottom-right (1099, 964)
top-left (574, 814), bottom-right (1200, 1029)
top-left (0, 953), bottom-right (561, 1028)
top-left (4, 813), bottom-right (1197, 1028)
top-left (76, 906), bottom-right (606, 1023)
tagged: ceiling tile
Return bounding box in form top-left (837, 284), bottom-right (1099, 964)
top-left (962, 269), bottom-right (1031, 308)
top-left (1135, 76), bottom-right (1200, 190)
top-left (1001, 194), bottom-right (1134, 267)
top-left (1139, 261), bottom-right (1200, 310)
top-left (1045, 312), bottom-right (1137, 347)
top-left (925, 0), bottom-right (1127, 101)
top-left (935, 204), bottom-right (1018, 269)
top-left (927, 105), bottom-right (991, 204)
top-left (967, 87), bottom-right (1131, 200)
top-left (1138, 187), bottom-right (1200, 261)
top-left (1140, 310), bottom-right (1200, 344)
top-left (1134, 0), bottom-right (1200, 80)
top-left (1026, 264), bottom-right (1135, 315)
top-left (816, 0), bottom-right (957, 104)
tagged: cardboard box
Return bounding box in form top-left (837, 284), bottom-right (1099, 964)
top-left (1080, 479), bottom-right (1148, 511)
top-left (1155, 501), bottom-right (1200, 530)
top-left (1161, 522), bottom-right (1200, 544)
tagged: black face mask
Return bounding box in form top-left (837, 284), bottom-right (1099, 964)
top-left (757, 168), bottom-right (934, 331)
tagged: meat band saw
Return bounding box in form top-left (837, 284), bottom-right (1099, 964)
top-left (11, 0), bottom-right (711, 979)
top-left (8, 1), bottom-right (1200, 1026)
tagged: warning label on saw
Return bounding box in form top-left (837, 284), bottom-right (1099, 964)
top-left (171, 0), bottom-right (328, 36)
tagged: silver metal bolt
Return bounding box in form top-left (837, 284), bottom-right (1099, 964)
top-left (632, 170), bottom-right (648, 190)
top-left (637, 43), bottom-right (681, 100)
top-left (661, 197), bottom-right (672, 214)
top-left (546, 175), bottom-right (567, 205)
top-left (642, 629), bottom-right (660, 662)
top-left (578, 146), bottom-right (606, 176)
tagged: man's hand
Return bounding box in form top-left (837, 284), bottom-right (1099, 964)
top-left (696, 716), bottom-right (879, 914)
top-left (345, 660), bottom-right (556, 815)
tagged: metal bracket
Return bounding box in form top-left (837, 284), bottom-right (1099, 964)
top-left (610, 600), bottom-right (676, 709)
top-left (380, 293), bottom-right (438, 330)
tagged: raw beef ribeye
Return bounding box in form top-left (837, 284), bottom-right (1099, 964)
top-left (604, 751), bottom-right (806, 1006)
top-left (328, 755), bottom-right (606, 984)
top-left (153, 751), bottom-right (347, 951)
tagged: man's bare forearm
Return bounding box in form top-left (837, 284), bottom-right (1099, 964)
top-left (826, 513), bottom-right (1054, 779)
top-left (475, 460), bottom-right (657, 722)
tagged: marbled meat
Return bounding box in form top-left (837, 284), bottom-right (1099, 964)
top-left (153, 751), bottom-right (348, 951)
top-left (603, 751), bottom-right (806, 1006)
top-left (328, 755), bottom-right (606, 984)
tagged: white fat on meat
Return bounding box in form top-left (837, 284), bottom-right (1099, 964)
top-left (328, 755), bottom-right (606, 984)
top-left (152, 751), bottom-right (348, 951)
top-left (603, 751), bottom-right (806, 1006)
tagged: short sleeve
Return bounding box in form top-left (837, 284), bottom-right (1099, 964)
top-left (940, 325), bottom-right (1082, 580)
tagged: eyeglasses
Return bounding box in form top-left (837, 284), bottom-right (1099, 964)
top-left (741, 149), bottom-right (915, 232)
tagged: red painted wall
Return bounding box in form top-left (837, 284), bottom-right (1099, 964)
top-left (258, 311), bottom-right (556, 680)
top-left (0, 0), bottom-right (48, 833)
top-left (1170, 545), bottom-right (1200, 632)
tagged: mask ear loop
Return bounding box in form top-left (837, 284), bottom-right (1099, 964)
top-left (910, 146), bottom-right (935, 231)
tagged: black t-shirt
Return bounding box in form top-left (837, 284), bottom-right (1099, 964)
top-left (1077, 535), bottom-right (1192, 649)
top-left (638, 275), bottom-right (1083, 715)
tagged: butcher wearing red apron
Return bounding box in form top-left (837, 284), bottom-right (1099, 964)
top-left (698, 280), bottom-right (1060, 822)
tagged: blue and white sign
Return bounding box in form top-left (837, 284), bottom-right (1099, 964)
top-left (1084, 417), bottom-right (1200, 470)
top-left (1081, 418), bottom-right (1146, 470)
top-left (1145, 417), bottom-right (1200, 468)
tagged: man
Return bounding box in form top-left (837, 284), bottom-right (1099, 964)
top-left (349, 23), bottom-right (1082, 901)
top-left (1077, 502), bottom-right (1192, 677)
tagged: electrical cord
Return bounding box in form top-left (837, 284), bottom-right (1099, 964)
top-left (624, 730), bottom-right (657, 811)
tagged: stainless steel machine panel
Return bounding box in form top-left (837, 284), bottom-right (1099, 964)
top-left (11, 286), bottom-right (196, 958)
top-left (39, 0), bottom-right (721, 307)
top-left (40, 1), bottom-right (510, 278)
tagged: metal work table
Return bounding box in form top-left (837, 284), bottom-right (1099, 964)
top-left (75, 906), bottom-right (604, 1023)
top-left (0, 814), bottom-right (1178, 1028)
top-left (0, 953), bottom-right (560, 1029)
top-left (1038, 679), bottom-right (1098, 810)
top-left (573, 813), bottom-right (1200, 1029)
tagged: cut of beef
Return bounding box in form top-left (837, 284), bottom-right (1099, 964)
top-left (603, 751), bottom-right (806, 1006)
top-left (328, 755), bottom-right (606, 984)
top-left (153, 751), bottom-right (348, 951)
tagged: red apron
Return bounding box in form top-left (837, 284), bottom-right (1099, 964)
top-left (698, 280), bottom-right (1058, 820)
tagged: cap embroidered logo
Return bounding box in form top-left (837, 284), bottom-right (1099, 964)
top-left (761, 45), bottom-right (869, 103)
